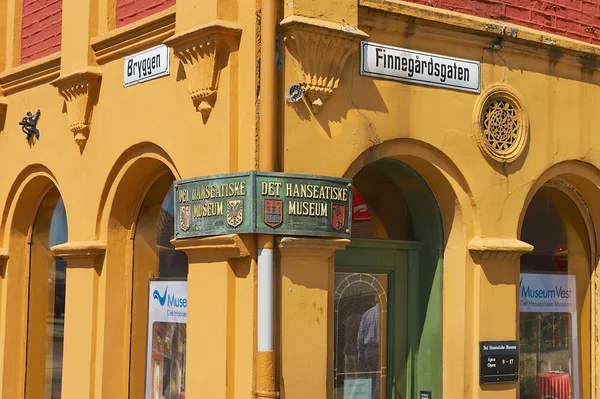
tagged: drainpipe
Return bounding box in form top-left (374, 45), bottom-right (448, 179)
top-left (256, 0), bottom-right (277, 397)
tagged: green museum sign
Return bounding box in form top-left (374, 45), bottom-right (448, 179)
top-left (174, 172), bottom-right (353, 239)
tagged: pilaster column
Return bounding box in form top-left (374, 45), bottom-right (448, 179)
top-left (172, 234), bottom-right (251, 399)
top-left (50, 0), bottom-right (102, 148)
top-left (50, 241), bottom-right (106, 399)
top-left (467, 237), bottom-right (533, 399)
top-left (174, 0), bottom-right (236, 34)
top-left (277, 237), bottom-right (350, 399)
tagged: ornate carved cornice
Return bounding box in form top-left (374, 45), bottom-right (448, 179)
top-left (50, 67), bottom-right (102, 148)
top-left (50, 241), bottom-right (107, 260)
top-left (280, 16), bottom-right (368, 114)
top-left (468, 237), bottom-right (533, 261)
top-left (171, 234), bottom-right (250, 262)
top-left (164, 20), bottom-right (242, 119)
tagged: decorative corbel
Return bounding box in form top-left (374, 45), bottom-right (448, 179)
top-left (281, 16), bottom-right (368, 114)
top-left (468, 237), bottom-right (534, 261)
top-left (50, 67), bottom-right (102, 148)
top-left (164, 21), bottom-right (242, 119)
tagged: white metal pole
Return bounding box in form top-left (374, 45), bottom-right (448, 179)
top-left (257, 242), bottom-right (274, 352)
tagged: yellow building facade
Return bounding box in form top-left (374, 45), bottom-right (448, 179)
top-left (1, 0), bottom-right (600, 398)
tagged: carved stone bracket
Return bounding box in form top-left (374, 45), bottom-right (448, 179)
top-left (281, 16), bottom-right (368, 114)
top-left (50, 241), bottom-right (107, 261)
top-left (468, 237), bottom-right (533, 261)
top-left (164, 21), bottom-right (242, 119)
top-left (277, 236), bottom-right (350, 257)
top-left (171, 234), bottom-right (250, 262)
top-left (50, 68), bottom-right (102, 148)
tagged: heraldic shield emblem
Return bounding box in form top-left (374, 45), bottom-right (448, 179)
top-left (179, 205), bottom-right (191, 232)
top-left (264, 199), bottom-right (283, 228)
top-left (331, 203), bottom-right (345, 231)
top-left (227, 200), bottom-right (244, 228)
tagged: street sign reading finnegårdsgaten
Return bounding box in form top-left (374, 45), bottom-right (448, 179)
top-left (174, 172), bottom-right (352, 239)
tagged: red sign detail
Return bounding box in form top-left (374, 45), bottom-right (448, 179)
top-left (264, 199), bottom-right (283, 228)
top-left (332, 204), bottom-right (345, 231)
top-left (352, 186), bottom-right (371, 221)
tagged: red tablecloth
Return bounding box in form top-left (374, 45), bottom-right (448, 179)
top-left (536, 371), bottom-right (571, 399)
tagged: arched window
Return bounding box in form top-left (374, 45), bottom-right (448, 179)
top-left (129, 172), bottom-right (188, 398)
top-left (26, 188), bottom-right (67, 398)
top-left (519, 184), bottom-right (592, 399)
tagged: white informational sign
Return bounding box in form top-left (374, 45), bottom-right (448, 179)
top-left (520, 273), bottom-right (576, 313)
top-left (520, 273), bottom-right (579, 399)
top-left (124, 44), bottom-right (170, 87)
top-left (344, 378), bottom-right (372, 399)
top-left (360, 41), bottom-right (480, 93)
top-left (145, 280), bottom-right (187, 399)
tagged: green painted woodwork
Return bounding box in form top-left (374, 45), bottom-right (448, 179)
top-left (335, 239), bottom-right (422, 399)
top-left (334, 159), bottom-right (444, 399)
top-left (377, 159), bottom-right (443, 399)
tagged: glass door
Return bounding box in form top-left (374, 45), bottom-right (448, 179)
top-left (334, 239), bottom-right (422, 399)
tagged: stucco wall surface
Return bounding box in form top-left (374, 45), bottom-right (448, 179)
top-left (1, 1), bottom-right (600, 399)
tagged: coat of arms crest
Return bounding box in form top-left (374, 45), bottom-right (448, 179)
top-left (331, 203), bottom-right (345, 231)
top-left (227, 200), bottom-right (244, 228)
top-left (264, 199), bottom-right (283, 228)
top-left (179, 205), bottom-right (191, 232)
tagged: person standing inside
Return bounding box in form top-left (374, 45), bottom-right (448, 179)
top-left (357, 302), bottom-right (380, 399)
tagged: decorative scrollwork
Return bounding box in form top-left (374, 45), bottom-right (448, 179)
top-left (50, 68), bottom-right (102, 148)
top-left (474, 85), bottom-right (529, 163)
top-left (281, 16), bottom-right (368, 114)
top-left (19, 110), bottom-right (41, 141)
top-left (164, 21), bottom-right (242, 120)
top-left (483, 99), bottom-right (518, 153)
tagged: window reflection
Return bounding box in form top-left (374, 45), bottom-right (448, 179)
top-left (28, 192), bottom-right (67, 399)
top-left (519, 186), bottom-right (590, 399)
top-left (334, 273), bottom-right (387, 399)
top-left (48, 197), bottom-right (67, 399)
top-left (134, 174), bottom-right (188, 399)
top-left (157, 188), bottom-right (188, 277)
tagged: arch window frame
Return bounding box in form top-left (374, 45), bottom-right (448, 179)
top-left (518, 179), bottom-right (598, 399)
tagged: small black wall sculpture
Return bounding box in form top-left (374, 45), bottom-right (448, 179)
top-left (19, 110), bottom-right (41, 141)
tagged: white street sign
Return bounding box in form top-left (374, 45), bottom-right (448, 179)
top-left (124, 44), bottom-right (170, 87)
top-left (360, 41), bottom-right (480, 93)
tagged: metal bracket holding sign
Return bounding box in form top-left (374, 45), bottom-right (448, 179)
top-left (124, 44), bottom-right (170, 87)
top-left (480, 341), bottom-right (519, 384)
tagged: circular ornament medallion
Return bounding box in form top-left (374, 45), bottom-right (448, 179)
top-left (474, 85), bottom-right (529, 163)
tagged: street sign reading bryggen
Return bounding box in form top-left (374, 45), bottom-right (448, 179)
top-left (174, 172), bottom-right (352, 239)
